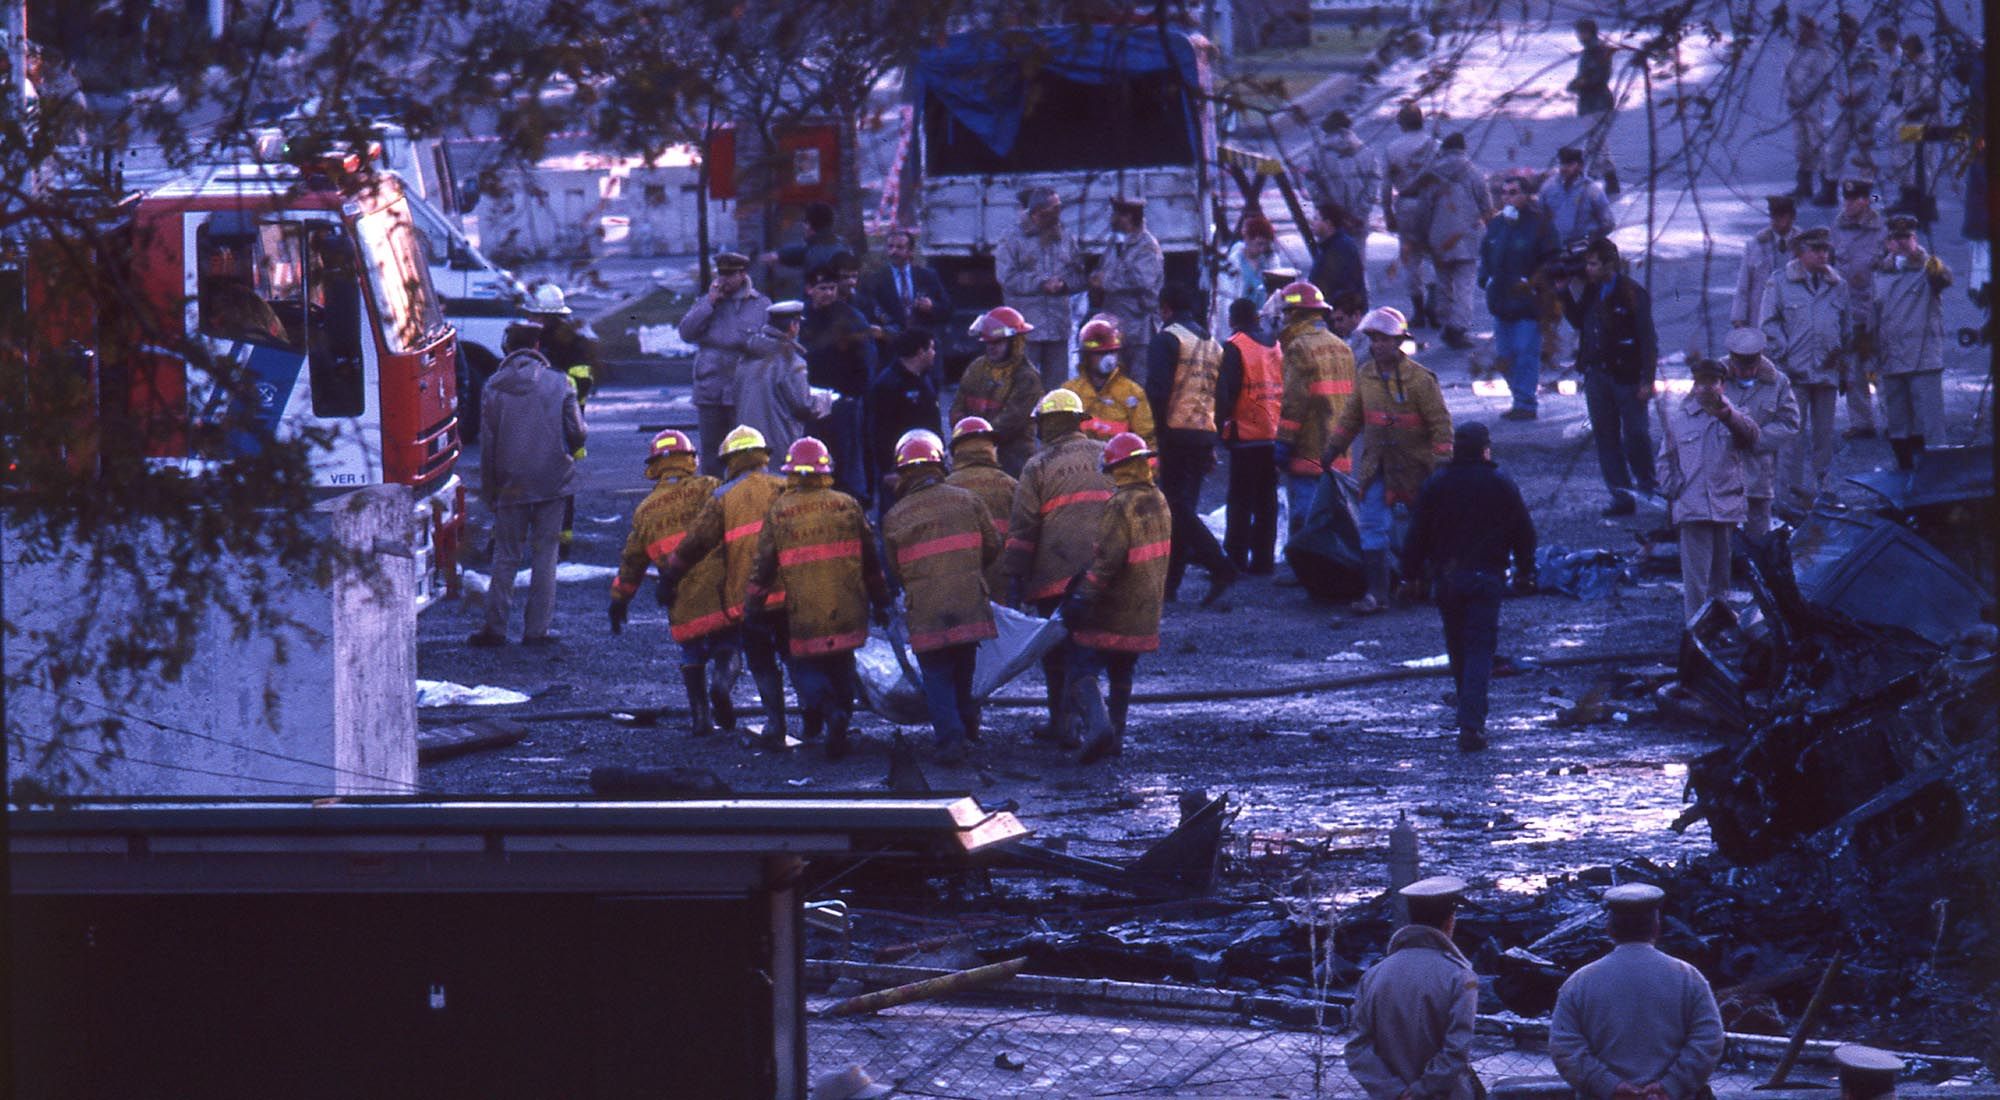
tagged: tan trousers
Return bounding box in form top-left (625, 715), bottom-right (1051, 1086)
top-left (1679, 520), bottom-right (1735, 624)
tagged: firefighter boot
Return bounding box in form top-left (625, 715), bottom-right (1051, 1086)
top-left (680, 667), bottom-right (715, 738)
top-left (800, 706), bottom-right (824, 746)
top-left (709, 649), bottom-right (741, 731)
top-left (1107, 676), bottom-right (1132, 743)
top-left (1033, 658), bottom-right (1078, 747)
top-left (1350, 550), bottom-right (1391, 615)
top-left (825, 708), bottom-right (852, 762)
top-left (752, 668), bottom-right (788, 751)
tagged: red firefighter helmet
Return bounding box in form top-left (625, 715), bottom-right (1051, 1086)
top-left (970, 306), bottom-right (1035, 341)
top-left (1079, 316), bottom-right (1124, 353)
top-left (780, 436), bottom-right (835, 476)
top-left (1101, 431), bottom-right (1156, 471)
top-left (894, 429), bottom-right (947, 469)
top-left (950, 416), bottom-right (995, 444)
top-left (1276, 281), bottom-right (1333, 312)
top-left (648, 429), bottom-right (696, 461)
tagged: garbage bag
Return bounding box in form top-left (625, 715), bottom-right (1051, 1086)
top-left (855, 603), bottom-right (1070, 721)
top-left (1283, 470), bottom-right (1367, 600)
top-left (1534, 543), bottom-right (1637, 600)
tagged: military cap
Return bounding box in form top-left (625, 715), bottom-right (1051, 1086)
top-left (1724, 327), bottom-right (1768, 355)
top-left (1322, 109), bottom-right (1353, 133)
top-left (1441, 132), bottom-right (1467, 152)
top-left (767, 299), bottom-right (806, 319)
top-left (1765, 194), bottom-right (1796, 214)
top-left (1795, 227), bottom-right (1833, 248)
top-left (1110, 196), bottom-right (1146, 218)
top-left (1557, 145), bottom-right (1585, 164)
top-left (714, 250), bottom-right (750, 272)
top-left (1400, 875), bottom-right (1468, 900)
top-left (1453, 421), bottom-right (1491, 452)
top-left (1835, 12), bottom-right (1859, 32)
top-left (1886, 214), bottom-right (1921, 235)
top-left (1691, 358), bottom-right (1728, 380)
top-left (1604, 882), bottom-right (1667, 907)
top-left (1841, 178), bottom-right (1874, 198)
top-left (1833, 1044), bottom-right (1902, 1099)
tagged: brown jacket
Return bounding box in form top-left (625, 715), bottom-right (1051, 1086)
top-left (882, 470), bottom-right (1001, 652)
top-left (949, 352), bottom-right (1043, 475)
top-left (1070, 460), bottom-right (1172, 653)
top-left (1328, 353), bottom-right (1454, 504)
top-left (611, 464), bottom-right (731, 642)
top-left (947, 440), bottom-right (1020, 597)
top-left (747, 478), bottom-right (889, 658)
top-left (664, 452), bottom-right (788, 620)
top-left (1003, 431), bottom-right (1113, 602)
top-left (1276, 318), bottom-right (1357, 477)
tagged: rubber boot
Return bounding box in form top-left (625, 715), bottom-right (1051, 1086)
top-left (1812, 176), bottom-right (1838, 207)
top-left (680, 667), bottom-right (715, 738)
top-left (1794, 169), bottom-right (1815, 200)
top-left (1107, 677), bottom-right (1132, 742)
top-left (800, 706), bottom-right (824, 746)
top-left (752, 668), bottom-right (788, 750)
top-left (708, 649), bottom-right (740, 731)
top-left (1034, 660), bottom-right (1077, 746)
top-left (824, 708), bottom-right (850, 761)
top-left (709, 683), bottom-right (737, 731)
top-left (1350, 550), bottom-right (1390, 615)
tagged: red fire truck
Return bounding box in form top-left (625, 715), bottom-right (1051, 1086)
top-left (22, 152), bottom-right (465, 605)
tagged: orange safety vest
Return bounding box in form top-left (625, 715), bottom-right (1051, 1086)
top-left (1225, 332), bottom-right (1283, 443)
top-left (1162, 323), bottom-right (1222, 434)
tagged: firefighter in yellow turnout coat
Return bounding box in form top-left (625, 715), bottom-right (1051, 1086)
top-left (609, 430), bottom-right (734, 738)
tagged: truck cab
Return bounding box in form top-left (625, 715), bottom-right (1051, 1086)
top-left (908, 24), bottom-right (1218, 371)
top-left (67, 156), bottom-right (466, 606)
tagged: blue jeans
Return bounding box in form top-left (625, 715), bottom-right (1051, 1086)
top-left (916, 643), bottom-right (979, 747)
top-left (1064, 645), bottom-right (1139, 745)
top-left (809, 397), bottom-right (869, 504)
top-left (1493, 317), bottom-right (1542, 412)
top-left (1436, 569), bottom-right (1504, 735)
top-left (1357, 479), bottom-right (1395, 553)
top-left (1582, 368), bottom-right (1657, 498)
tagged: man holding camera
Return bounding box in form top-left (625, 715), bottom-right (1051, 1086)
top-left (1558, 238), bottom-right (1659, 516)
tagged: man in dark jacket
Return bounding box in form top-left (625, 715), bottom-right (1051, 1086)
top-left (1400, 422), bottom-right (1536, 751)
top-left (801, 265), bottom-right (878, 503)
top-left (1557, 237), bottom-right (1659, 516)
top-left (867, 329), bottom-right (944, 498)
top-left (862, 229), bottom-right (954, 349)
top-left (1144, 282), bottom-right (1238, 606)
top-left (1477, 174), bottom-right (1560, 419)
top-left (470, 323), bottom-right (589, 648)
top-left (1308, 202), bottom-right (1368, 312)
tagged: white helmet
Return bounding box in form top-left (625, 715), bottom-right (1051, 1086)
top-left (1355, 306), bottom-right (1410, 338)
top-left (527, 283), bottom-right (573, 316)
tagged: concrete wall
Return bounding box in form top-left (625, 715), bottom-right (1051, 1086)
top-left (3, 487), bottom-right (418, 797)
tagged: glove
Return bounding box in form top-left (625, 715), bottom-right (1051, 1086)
top-left (1512, 570), bottom-right (1539, 597)
top-left (1273, 441), bottom-right (1294, 471)
top-left (655, 576), bottom-right (678, 608)
top-left (1924, 254), bottom-right (1951, 291)
top-left (608, 599), bottom-right (630, 635)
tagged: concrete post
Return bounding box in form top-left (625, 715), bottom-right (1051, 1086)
top-left (330, 485), bottom-right (419, 794)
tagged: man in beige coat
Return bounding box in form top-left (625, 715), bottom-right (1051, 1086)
top-left (1721, 328), bottom-right (1801, 538)
top-left (1657, 358), bottom-right (1761, 622)
top-left (996, 186), bottom-right (1085, 385)
top-left (1345, 876), bottom-right (1482, 1100)
top-left (1092, 197), bottom-right (1164, 375)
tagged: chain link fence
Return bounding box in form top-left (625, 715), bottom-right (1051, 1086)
top-left (807, 987), bottom-right (1566, 1098)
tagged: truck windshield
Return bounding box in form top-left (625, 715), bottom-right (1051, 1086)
top-left (923, 70), bottom-right (1196, 175)
top-left (353, 202), bottom-right (448, 353)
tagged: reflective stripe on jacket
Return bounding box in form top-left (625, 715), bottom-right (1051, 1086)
top-left (1069, 464), bottom-right (1172, 653)
top-left (612, 473), bottom-right (731, 642)
top-left (1162, 323), bottom-right (1223, 434)
top-left (667, 462), bottom-right (788, 619)
top-left (1225, 331), bottom-right (1283, 443)
top-left (1063, 370), bottom-right (1156, 445)
top-left (882, 473), bottom-right (1001, 652)
top-left (749, 484), bottom-right (888, 657)
top-left (1002, 432), bottom-right (1113, 601)
top-left (946, 449), bottom-right (1019, 599)
top-left (1276, 319), bottom-right (1357, 476)
top-left (1328, 354), bottom-right (1454, 504)
top-left (949, 353), bottom-right (1043, 475)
